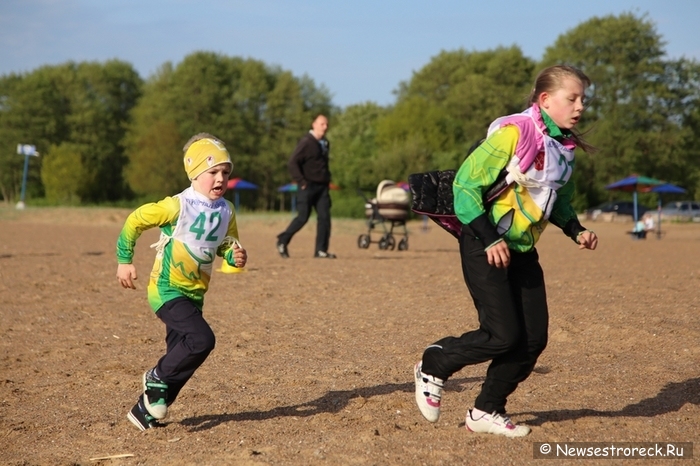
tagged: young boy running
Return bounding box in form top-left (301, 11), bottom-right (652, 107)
top-left (116, 133), bottom-right (247, 430)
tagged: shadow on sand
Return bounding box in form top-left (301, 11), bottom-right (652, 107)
top-left (181, 376), bottom-right (482, 432)
top-left (181, 376), bottom-right (699, 431)
top-left (520, 377), bottom-right (700, 426)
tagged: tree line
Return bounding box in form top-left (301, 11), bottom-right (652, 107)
top-left (1, 13), bottom-right (698, 216)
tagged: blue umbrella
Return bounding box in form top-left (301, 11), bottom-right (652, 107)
top-left (605, 175), bottom-right (664, 223)
top-left (644, 183), bottom-right (687, 239)
top-left (227, 178), bottom-right (258, 211)
top-left (276, 182), bottom-right (341, 212)
top-left (646, 183), bottom-right (686, 194)
top-left (277, 182), bottom-right (298, 192)
top-left (277, 183), bottom-right (299, 212)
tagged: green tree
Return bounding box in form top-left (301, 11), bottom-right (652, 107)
top-left (375, 47), bottom-right (535, 178)
top-left (678, 98), bottom-right (700, 198)
top-left (0, 61), bottom-right (142, 204)
top-left (396, 46), bottom-right (534, 143)
top-left (41, 143), bottom-right (87, 203)
top-left (330, 102), bottom-right (387, 191)
top-left (124, 52), bottom-right (333, 207)
top-left (65, 60), bottom-right (143, 202)
top-left (124, 120), bottom-right (186, 199)
top-left (0, 68), bottom-right (71, 202)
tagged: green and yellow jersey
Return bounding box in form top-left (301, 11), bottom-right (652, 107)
top-left (117, 187), bottom-right (240, 312)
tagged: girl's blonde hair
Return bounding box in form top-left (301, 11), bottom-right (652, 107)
top-left (528, 65), bottom-right (596, 153)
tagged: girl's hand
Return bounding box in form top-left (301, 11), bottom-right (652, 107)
top-left (233, 243), bottom-right (247, 268)
top-left (486, 239), bottom-right (510, 268)
top-left (117, 263), bottom-right (138, 289)
top-left (577, 230), bottom-right (598, 250)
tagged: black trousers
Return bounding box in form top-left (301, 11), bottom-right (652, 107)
top-left (277, 182), bottom-right (331, 254)
top-left (154, 297), bottom-right (216, 405)
top-left (421, 225), bottom-right (548, 414)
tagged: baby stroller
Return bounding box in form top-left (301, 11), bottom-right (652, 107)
top-left (357, 180), bottom-right (410, 251)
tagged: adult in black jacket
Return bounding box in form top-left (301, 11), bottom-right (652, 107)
top-left (277, 114), bottom-right (336, 258)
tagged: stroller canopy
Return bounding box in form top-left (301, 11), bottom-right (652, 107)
top-left (375, 180), bottom-right (410, 205)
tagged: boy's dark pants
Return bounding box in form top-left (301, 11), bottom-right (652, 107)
top-left (277, 182), bottom-right (332, 254)
top-left (421, 224), bottom-right (548, 414)
top-left (154, 297), bottom-right (216, 405)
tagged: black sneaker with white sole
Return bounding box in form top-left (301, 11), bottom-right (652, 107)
top-left (143, 368), bottom-right (168, 419)
top-left (277, 242), bottom-right (289, 258)
top-left (127, 395), bottom-right (162, 431)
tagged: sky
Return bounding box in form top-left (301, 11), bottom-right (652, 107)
top-left (1, 0), bottom-right (698, 108)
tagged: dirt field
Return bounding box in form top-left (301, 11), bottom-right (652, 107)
top-left (1, 207), bottom-right (698, 465)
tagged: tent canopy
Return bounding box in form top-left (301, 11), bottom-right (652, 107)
top-left (606, 176), bottom-right (687, 239)
top-left (277, 182), bottom-right (298, 193)
top-left (226, 178), bottom-right (258, 212)
top-left (227, 178), bottom-right (258, 190)
top-left (644, 183), bottom-right (686, 194)
top-left (646, 182), bottom-right (687, 240)
top-left (605, 174), bottom-right (665, 223)
top-left (604, 175), bottom-right (663, 192)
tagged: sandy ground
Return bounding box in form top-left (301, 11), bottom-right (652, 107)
top-left (0, 207), bottom-right (698, 465)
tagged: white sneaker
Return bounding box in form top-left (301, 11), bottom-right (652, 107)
top-left (466, 409), bottom-right (531, 437)
top-left (414, 361), bottom-right (444, 422)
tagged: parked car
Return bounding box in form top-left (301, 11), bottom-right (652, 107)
top-left (659, 200), bottom-right (700, 221)
top-left (585, 201), bottom-right (651, 220)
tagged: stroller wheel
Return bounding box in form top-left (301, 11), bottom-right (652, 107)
top-left (379, 234), bottom-right (395, 250)
top-left (398, 238), bottom-right (408, 251)
top-left (357, 234), bottom-right (371, 249)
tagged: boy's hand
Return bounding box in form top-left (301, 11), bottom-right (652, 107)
top-left (233, 243), bottom-right (247, 268)
top-left (117, 263), bottom-right (138, 289)
top-left (577, 230), bottom-right (598, 250)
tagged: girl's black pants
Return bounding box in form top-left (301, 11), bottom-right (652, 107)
top-left (421, 224), bottom-right (549, 414)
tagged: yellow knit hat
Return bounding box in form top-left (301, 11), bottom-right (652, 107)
top-left (183, 138), bottom-right (232, 180)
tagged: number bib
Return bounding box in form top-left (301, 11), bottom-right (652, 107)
top-left (521, 131), bottom-right (575, 220)
top-left (171, 187), bottom-right (232, 275)
top-left (487, 107), bottom-right (576, 222)
top-left (146, 187), bottom-right (234, 311)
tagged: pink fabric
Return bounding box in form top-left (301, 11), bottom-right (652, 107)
top-left (493, 104), bottom-right (576, 173)
top-left (426, 398), bottom-right (440, 407)
top-left (495, 104), bottom-right (544, 173)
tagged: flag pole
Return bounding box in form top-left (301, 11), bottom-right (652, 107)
top-left (16, 144), bottom-right (39, 210)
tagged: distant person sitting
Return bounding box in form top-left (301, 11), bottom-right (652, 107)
top-left (629, 214), bottom-right (654, 239)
